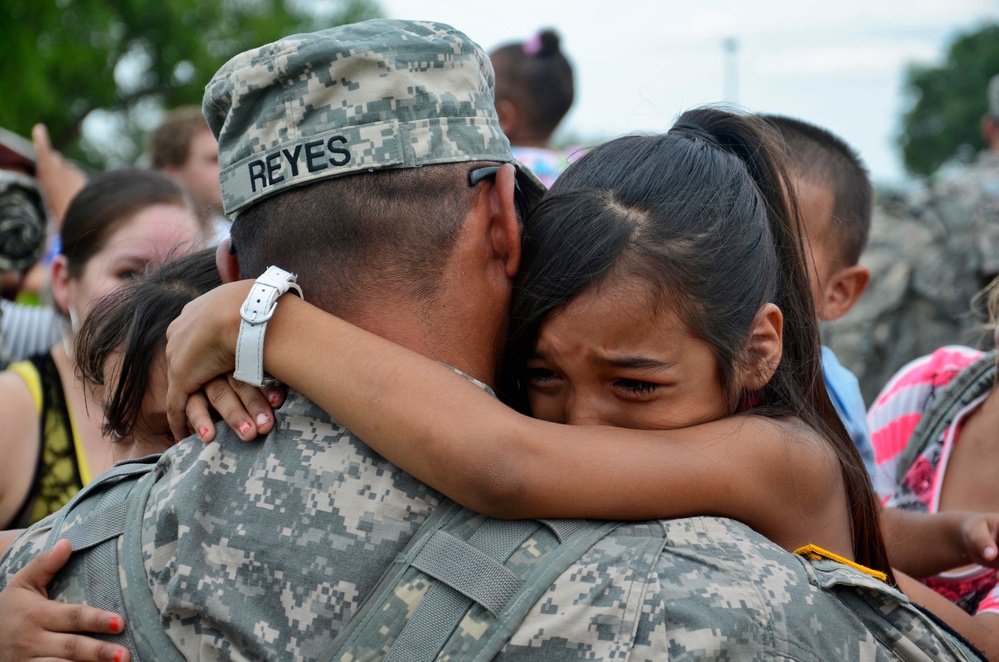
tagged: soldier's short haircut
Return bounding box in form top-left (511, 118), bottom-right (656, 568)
top-left (147, 106), bottom-right (211, 170)
top-left (762, 115), bottom-right (872, 266)
top-left (231, 162), bottom-right (476, 316)
top-left (208, 20), bottom-right (544, 315)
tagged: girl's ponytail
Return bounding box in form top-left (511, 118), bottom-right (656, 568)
top-left (674, 108), bottom-right (893, 582)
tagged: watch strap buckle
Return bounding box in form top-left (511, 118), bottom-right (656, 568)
top-left (233, 265), bottom-right (303, 387)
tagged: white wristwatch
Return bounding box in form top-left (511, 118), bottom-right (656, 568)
top-left (233, 265), bottom-right (304, 387)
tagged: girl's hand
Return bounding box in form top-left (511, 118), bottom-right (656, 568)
top-left (957, 512), bottom-right (999, 568)
top-left (165, 280), bottom-right (254, 440)
top-left (0, 539), bottom-right (130, 662)
top-left (194, 375), bottom-right (284, 444)
top-left (884, 507), bottom-right (999, 577)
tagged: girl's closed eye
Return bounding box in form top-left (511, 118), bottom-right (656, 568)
top-left (612, 378), bottom-right (660, 397)
top-left (525, 365), bottom-right (562, 389)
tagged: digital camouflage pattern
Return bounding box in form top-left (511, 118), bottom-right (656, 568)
top-left (0, 389), bottom-right (983, 660)
top-left (136, 391), bottom-right (443, 660)
top-left (204, 19), bottom-right (544, 218)
top-left (329, 513), bottom-right (982, 661)
top-left (933, 151), bottom-right (999, 277)
top-left (823, 151), bottom-right (999, 404)
top-left (496, 518), bottom-right (982, 660)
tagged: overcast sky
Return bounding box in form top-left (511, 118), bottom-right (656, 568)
top-left (379, 0), bottom-right (999, 185)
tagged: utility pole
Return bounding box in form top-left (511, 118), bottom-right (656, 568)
top-left (722, 37), bottom-right (739, 103)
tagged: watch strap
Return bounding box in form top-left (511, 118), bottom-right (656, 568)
top-left (233, 266), bottom-right (303, 387)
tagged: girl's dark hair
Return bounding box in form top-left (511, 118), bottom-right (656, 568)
top-left (61, 168), bottom-right (190, 278)
top-left (75, 248), bottom-right (221, 440)
top-left (500, 107), bottom-right (894, 582)
top-left (491, 29), bottom-right (574, 141)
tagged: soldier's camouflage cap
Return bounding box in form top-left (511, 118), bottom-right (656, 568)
top-left (203, 19), bottom-right (545, 218)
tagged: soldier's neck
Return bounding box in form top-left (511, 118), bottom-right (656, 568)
top-left (345, 298), bottom-right (501, 389)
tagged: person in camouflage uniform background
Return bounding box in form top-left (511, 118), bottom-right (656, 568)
top-left (963, 74), bottom-right (999, 285)
top-left (0, 19), bottom-right (987, 661)
top-left (827, 74), bottom-right (999, 404)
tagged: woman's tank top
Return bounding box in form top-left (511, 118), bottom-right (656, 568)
top-left (8, 352), bottom-right (88, 527)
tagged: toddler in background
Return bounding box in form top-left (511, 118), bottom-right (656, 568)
top-left (491, 29), bottom-right (581, 187)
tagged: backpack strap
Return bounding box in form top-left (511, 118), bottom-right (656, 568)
top-left (119, 466), bottom-right (187, 661)
top-left (384, 518), bottom-right (540, 662)
top-left (43, 457), bottom-right (160, 548)
top-left (39, 455), bottom-right (185, 662)
top-left (322, 500), bottom-right (621, 661)
top-left (464, 517), bottom-right (630, 661)
top-left (896, 350), bottom-right (996, 482)
top-left (38, 458), bottom-right (159, 659)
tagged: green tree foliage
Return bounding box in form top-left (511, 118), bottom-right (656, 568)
top-left (0, 0), bottom-right (381, 169)
top-left (898, 23), bottom-right (999, 177)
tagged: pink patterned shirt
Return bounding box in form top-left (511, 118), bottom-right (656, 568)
top-left (869, 345), bottom-right (998, 615)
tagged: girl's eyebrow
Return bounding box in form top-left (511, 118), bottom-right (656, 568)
top-left (595, 355), bottom-right (674, 370)
top-left (530, 346), bottom-right (673, 370)
top-left (528, 347), bottom-right (550, 360)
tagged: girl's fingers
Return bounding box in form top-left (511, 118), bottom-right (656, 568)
top-left (6, 631), bottom-right (129, 662)
top-left (0, 540), bottom-right (130, 662)
top-left (234, 382), bottom-right (276, 436)
top-left (202, 376), bottom-right (257, 441)
top-left (15, 538), bottom-right (72, 590)
top-left (183, 390), bottom-right (216, 443)
top-left (262, 384), bottom-right (286, 410)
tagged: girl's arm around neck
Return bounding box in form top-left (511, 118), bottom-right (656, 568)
top-left (262, 296), bottom-right (848, 555)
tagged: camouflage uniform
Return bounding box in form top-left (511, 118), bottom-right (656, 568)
top-left (825, 77), bottom-right (999, 402)
top-left (1, 388), bottom-right (981, 660)
top-left (331, 503), bottom-right (980, 661)
top-left (0, 20), bottom-right (984, 661)
top-left (824, 152), bottom-right (999, 404)
top-left (935, 151), bottom-right (999, 278)
top-left (142, 392), bottom-right (446, 659)
top-left (497, 519), bottom-right (976, 660)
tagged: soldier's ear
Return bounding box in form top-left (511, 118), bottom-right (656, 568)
top-left (488, 163), bottom-right (521, 279)
top-left (216, 238), bottom-right (241, 283)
